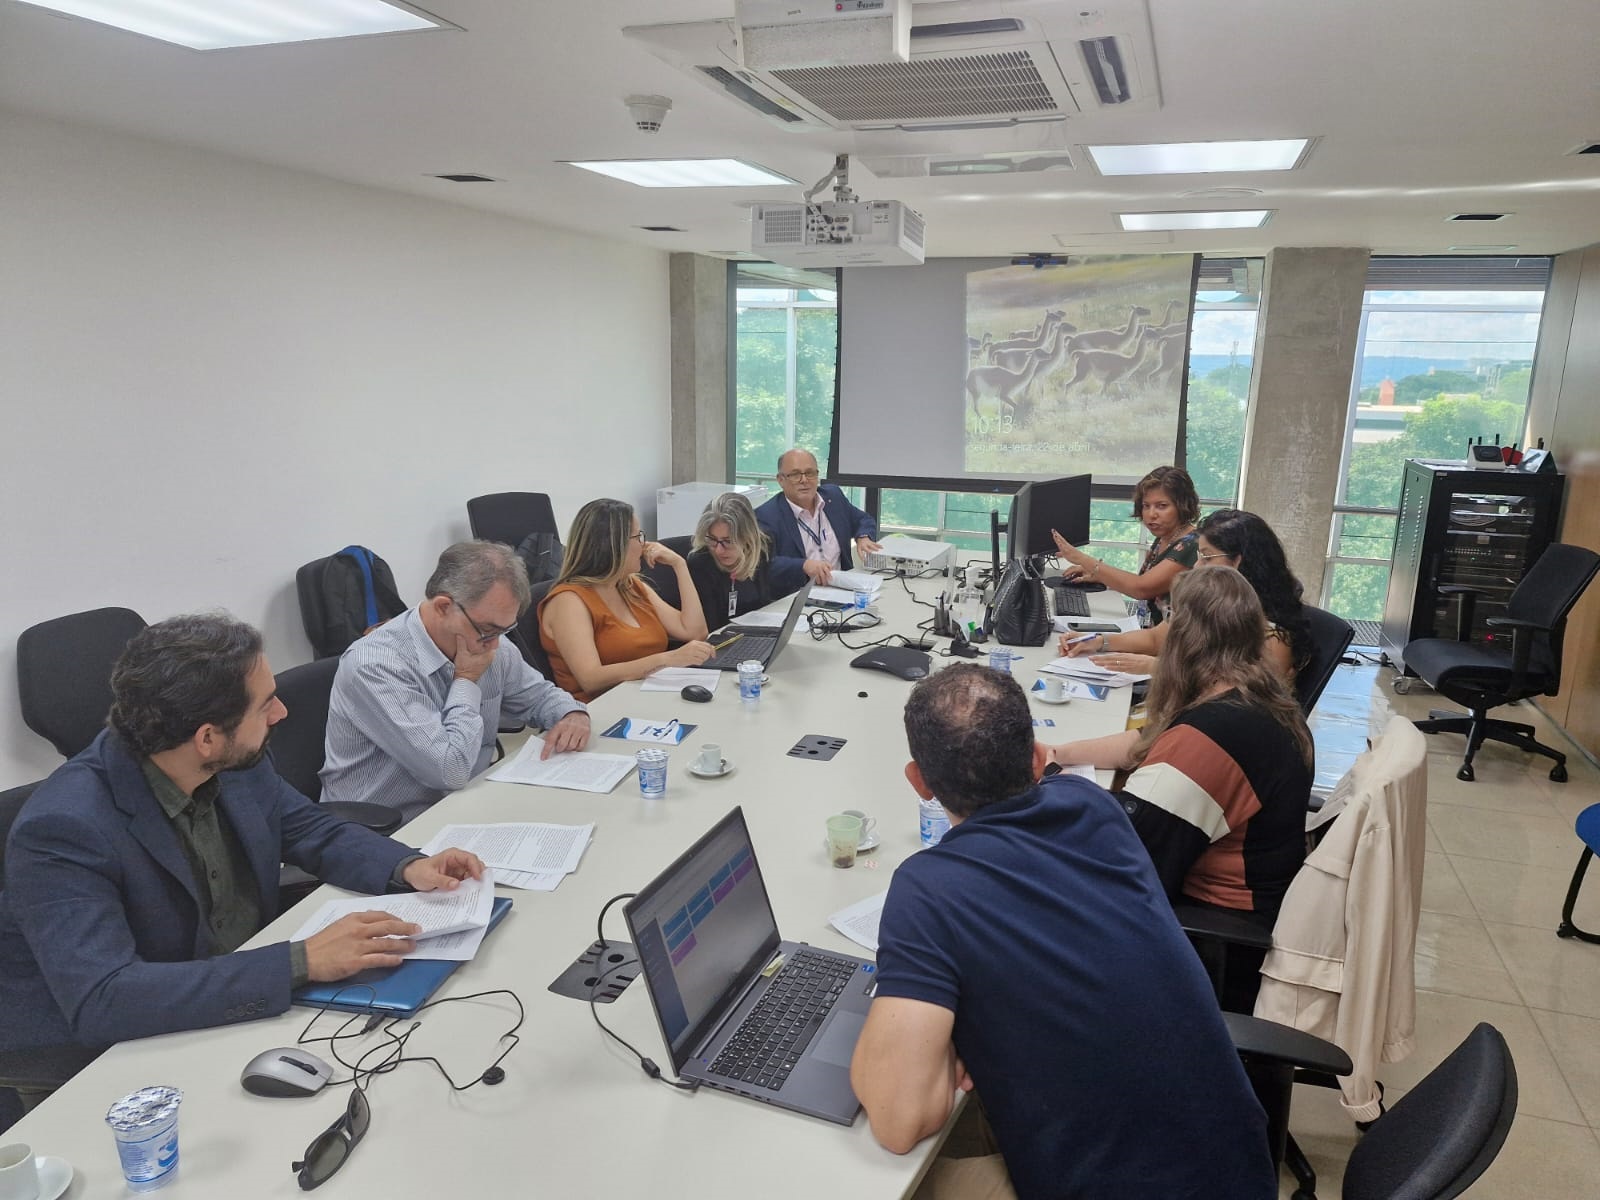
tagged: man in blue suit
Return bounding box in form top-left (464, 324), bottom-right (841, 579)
top-left (755, 447), bottom-right (882, 595)
top-left (0, 614), bottom-right (482, 1059)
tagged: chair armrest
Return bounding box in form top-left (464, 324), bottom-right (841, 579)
top-left (1173, 903), bottom-right (1275, 952)
top-left (1222, 1012), bottom-right (1352, 1077)
top-left (1438, 585), bottom-right (1481, 641)
top-left (1484, 617), bottom-right (1540, 694)
top-left (1484, 616), bottom-right (1551, 631)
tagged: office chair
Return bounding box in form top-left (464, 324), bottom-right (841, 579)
top-left (511, 579), bottom-right (558, 679)
top-left (0, 780), bottom-right (104, 1130)
top-left (17, 607), bottom-right (149, 759)
top-left (1294, 605), bottom-right (1354, 715)
top-left (1340, 1023), bottom-right (1517, 1200)
top-left (1406, 542), bottom-right (1600, 781)
top-left (639, 535), bottom-right (694, 610)
top-left (466, 492), bottom-right (559, 549)
top-left (1556, 801), bottom-right (1600, 943)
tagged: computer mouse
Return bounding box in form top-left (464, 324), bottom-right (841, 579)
top-left (241, 1047), bottom-right (333, 1097)
top-left (681, 684), bottom-right (714, 703)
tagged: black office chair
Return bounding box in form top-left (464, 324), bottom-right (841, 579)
top-left (1294, 605), bottom-right (1355, 715)
top-left (1406, 542), bottom-right (1600, 781)
top-left (639, 535), bottom-right (694, 610)
top-left (1341, 1023), bottom-right (1517, 1200)
top-left (466, 492), bottom-right (559, 549)
top-left (17, 607), bottom-right (148, 759)
top-left (510, 579), bottom-right (558, 679)
top-left (0, 780), bottom-right (103, 1130)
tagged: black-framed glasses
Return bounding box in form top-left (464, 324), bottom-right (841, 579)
top-left (706, 536), bottom-right (737, 551)
top-left (452, 597), bottom-right (517, 645)
top-left (779, 468), bottom-right (820, 482)
top-left (627, 530), bottom-right (648, 545)
top-left (292, 1087), bottom-right (369, 1191)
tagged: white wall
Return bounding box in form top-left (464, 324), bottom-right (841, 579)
top-left (0, 109), bottom-right (672, 784)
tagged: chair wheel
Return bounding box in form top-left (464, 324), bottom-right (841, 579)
top-left (1392, 677), bottom-right (1411, 695)
top-left (1550, 763), bottom-right (1568, 782)
top-left (1457, 763), bottom-right (1475, 782)
top-left (1558, 923), bottom-right (1576, 939)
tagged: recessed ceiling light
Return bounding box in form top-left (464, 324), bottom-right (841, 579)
top-left (16, 0), bottom-right (452, 50)
top-left (1087, 139), bottom-right (1311, 176)
top-left (1118, 210), bottom-right (1273, 231)
top-left (564, 159), bottom-right (797, 188)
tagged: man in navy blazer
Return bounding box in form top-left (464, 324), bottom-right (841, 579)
top-left (0, 614), bottom-right (482, 1058)
top-left (755, 447), bottom-right (882, 595)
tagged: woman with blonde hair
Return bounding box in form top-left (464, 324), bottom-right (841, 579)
top-left (686, 492), bottom-right (776, 627)
top-left (538, 499), bottom-right (712, 702)
top-left (1045, 567), bottom-right (1311, 925)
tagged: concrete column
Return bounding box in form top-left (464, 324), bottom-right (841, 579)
top-left (669, 253), bottom-right (730, 485)
top-left (1238, 247), bottom-right (1370, 600)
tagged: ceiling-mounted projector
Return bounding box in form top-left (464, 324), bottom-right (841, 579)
top-left (753, 153), bottom-right (925, 267)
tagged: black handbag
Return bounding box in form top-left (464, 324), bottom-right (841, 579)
top-left (990, 558), bottom-right (1050, 646)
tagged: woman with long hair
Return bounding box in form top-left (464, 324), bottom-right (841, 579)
top-left (1049, 465), bottom-right (1200, 626)
top-left (686, 492), bottom-right (775, 627)
top-left (538, 499), bottom-right (712, 701)
top-left (1045, 568), bottom-right (1312, 924)
top-left (1059, 509), bottom-right (1311, 682)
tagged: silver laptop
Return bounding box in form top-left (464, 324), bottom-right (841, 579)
top-left (624, 806), bottom-right (875, 1125)
top-left (702, 583), bottom-right (812, 671)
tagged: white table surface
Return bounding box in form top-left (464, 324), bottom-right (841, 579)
top-left (8, 574), bottom-right (1132, 1198)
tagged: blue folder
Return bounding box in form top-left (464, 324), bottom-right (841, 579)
top-left (292, 896), bottom-right (513, 1017)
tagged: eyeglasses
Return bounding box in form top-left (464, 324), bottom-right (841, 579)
top-left (292, 1087), bottom-right (369, 1191)
top-left (628, 530), bottom-right (648, 545)
top-left (1197, 549), bottom-right (1232, 561)
top-left (778, 468), bottom-right (820, 482)
top-left (452, 598), bottom-right (518, 646)
top-left (706, 536), bottom-right (737, 551)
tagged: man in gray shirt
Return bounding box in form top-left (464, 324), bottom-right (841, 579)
top-left (322, 540), bottom-right (589, 821)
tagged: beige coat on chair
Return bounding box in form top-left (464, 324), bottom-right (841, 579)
top-left (1253, 716), bottom-right (1429, 1120)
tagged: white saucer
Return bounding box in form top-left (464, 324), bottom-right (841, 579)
top-left (688, 759), bottom-right (734, 778)
top-left (33, 1156), bottom-right (73, 1200)
top-left (1033, 690), bottom-right (1073, 705)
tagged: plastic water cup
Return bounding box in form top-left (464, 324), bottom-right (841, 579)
top-left (826, 814), bottom-right (863, 868)
top-left (918, 798), bottom-right (950, 848)
top-left (106, 1086), bottom-right (182, 1193)
top-left (851, 591), bottom-right (870, 612)
top-left (737, 660), bottom-right (762, 706)
top-left (636, 748), bottom-right (668, 798)
top-left (988, 648), bottom-right (1012, 674)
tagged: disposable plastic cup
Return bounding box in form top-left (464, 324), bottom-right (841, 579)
top-left (105, 1086), bottom-right (182, 1193)
top-left (826, 814), bottom-right (863, 868)
top-left (636, 748), bottom-right (668, 797)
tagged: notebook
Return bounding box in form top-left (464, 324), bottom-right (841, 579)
top-left (702, 583), bottom-right (812, 671)
top-left (624, 807), bottom-right (875, 1125)
top-left (292, 897), bottom-right (513, 1017)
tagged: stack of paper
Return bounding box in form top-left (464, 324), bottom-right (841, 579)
top-left (1039, 657), bottom-right (1150, 688)
top-left (488, 736), bottom-right (635, 793)
top-left (811, 569), bottom-right (884, 608)
top-left (423, 822), bottom-right (593, 892)
top-left (829, 891), bottom-right (887, 954)
top-left (290, 872), bottom-right (497, 962)
top-left (641, 667), bottom-right (720, 693)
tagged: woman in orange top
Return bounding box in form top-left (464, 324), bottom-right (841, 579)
top-left (538, 498), bottom-right (714, 701)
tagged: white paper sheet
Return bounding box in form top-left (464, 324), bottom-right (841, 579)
top-left (827, 569), bottom-right (882, 595)
top-left (728, 611), bottom-right (787, 630)
top-left (487, 736), bottom-right (635, 792)
top-left (828, 890), bottom-right (887, 955)
top-left (640, 667), bottom-right (721, 693)
top-left (289, 872), bottom-right (497, 962)
top-left (1038, 657), bottom-right (1149, 687)
top-left (809, 586), bottom-right (865, 606)
top-left (424, 822), bottom-right (592, 876)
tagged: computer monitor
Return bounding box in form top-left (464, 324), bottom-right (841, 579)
top-left (1008, 474), bottom-right (1091, 562)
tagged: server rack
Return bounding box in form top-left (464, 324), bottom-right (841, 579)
top-left (1381, 459), bottom-right (1564, 678)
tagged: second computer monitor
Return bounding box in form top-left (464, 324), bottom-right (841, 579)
top-left (1009, 474), bottom-right (1091, 561)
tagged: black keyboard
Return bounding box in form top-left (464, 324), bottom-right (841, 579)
top-left (707, 950), bottom-right (858, 1091)
top-left (706, 633), bottom-right (777, 670)
top-left (1051, 588), bottom-right (1091, 618)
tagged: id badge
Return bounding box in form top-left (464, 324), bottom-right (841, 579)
top-left (729, 585), bottom-right (738, 621)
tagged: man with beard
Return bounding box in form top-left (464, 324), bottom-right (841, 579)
top-left (0, 614), bottom-right (482, 1064)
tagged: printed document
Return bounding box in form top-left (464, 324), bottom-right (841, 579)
top-left (599, 717), bottom-right (695, 745)
top-left (488, 736), bottom-right (634, 792)
top-left (829, 891), bottom-right (887, 955)
top-left (641, 667), bottom-right (721, 693)
top-left (423, 822), bottom-right (592, 876)
top-left (289, 871), bottom-right (496, 962)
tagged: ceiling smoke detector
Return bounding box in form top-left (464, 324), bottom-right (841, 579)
top-left (625, 94), bottom-right (673, 133)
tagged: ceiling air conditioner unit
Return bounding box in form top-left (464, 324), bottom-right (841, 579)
top-left (735, 0), bottom-right (912, 70)
top-left (753, 199), bottom-right (926, 267)
top-left (625, 0), bottom-right (1160, 134)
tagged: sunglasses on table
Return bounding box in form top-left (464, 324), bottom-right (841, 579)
top-left (292, 1087), bottom-right (369, 1191)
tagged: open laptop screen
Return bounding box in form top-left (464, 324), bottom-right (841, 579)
top-left (625, 808), bottom-right (782, 1071)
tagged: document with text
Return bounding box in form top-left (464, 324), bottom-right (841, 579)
top-left (423, 822), bottom-right (593, 877)
top-left (289, 871), bottom-right (497, 962)
top-left (487, 736), bottom-right (634, 792)
top-left (640, 667), bottom-right (721, 693)
top-left (829, 890), bottom-right (887, 955)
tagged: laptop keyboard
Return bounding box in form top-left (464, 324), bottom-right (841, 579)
top-left (706, 633), bottom-right (777, 671)
top-left (707, 950), bottom-right (858, 1091)
top-left (1051, 587), bottom-right (1091, 618)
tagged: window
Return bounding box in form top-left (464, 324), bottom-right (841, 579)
top-left (732, 267), bottom-right (839, 485)
top-left (1324, 257), bottom-right (1550, 624)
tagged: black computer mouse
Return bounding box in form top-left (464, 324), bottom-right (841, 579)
top-left (681, 684), bottom-right (714, 703)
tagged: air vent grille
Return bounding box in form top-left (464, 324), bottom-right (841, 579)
top-left (901, 207), bottom-right (926, 244)
top-left (698, 66), bottom-right (807, 123)
top-left (910, 18), bottom-right (1025, 40)
top-left (758, 208), bottom-right (806, 245)
top-left (771, 50), bottom-right (1058, 123)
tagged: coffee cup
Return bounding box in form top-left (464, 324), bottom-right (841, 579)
top-left (1043, 675), bottom-right (1067, 701)
top-left (0, 1143), bottom-right (39, 1200)
top-left (840, 809), bottom-right (876, 847)
top-left (826, 814), bottom-right (863, 869)
top-left (696, 743), bottom-right (723, 774)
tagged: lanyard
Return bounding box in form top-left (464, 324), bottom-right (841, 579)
top-left (797, 513), bottom-right (827, 549)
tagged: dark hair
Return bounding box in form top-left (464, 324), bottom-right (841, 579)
top-left (109, 614), bottom-right (264, 756)
top-left (1197, 509), bottom-right (1312, 672)
top-left (1132, 466), bottom-right (1199, 526)
top-left (903, 664), bottom-right (1036, 817)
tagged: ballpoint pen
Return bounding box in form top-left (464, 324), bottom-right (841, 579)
top-left (714, 632), bottom-right (744, 651)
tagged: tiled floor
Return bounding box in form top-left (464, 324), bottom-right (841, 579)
top-left (1280, 659), bottom-right (1600, 1197)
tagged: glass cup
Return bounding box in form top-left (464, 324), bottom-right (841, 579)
top-left (106, 1086), bottom-right (182, 1193)
top-left (0, 1142), bottom-right (40, 1200)
top-left (636, 748), bottom-right (668, 797)
top-left (696, 743), bottom-right (723, 774)
top-left (826, 814), bottom-right (863, 868)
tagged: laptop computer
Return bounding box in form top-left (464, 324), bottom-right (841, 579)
top-left (623, 807), bottom-right (875, 1125)
top-left (702, 583), bottom-right (812, 671)
top-left (292, 897), bottom-right (513, 1017)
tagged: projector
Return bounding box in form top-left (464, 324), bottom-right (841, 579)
top-left (864, 536), bottom-right (955, 575)
top-left (752, 199), bottom-right (925, 267)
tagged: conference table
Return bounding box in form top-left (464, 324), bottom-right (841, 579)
top-left (8, 570), bottom-right (1133, 1199)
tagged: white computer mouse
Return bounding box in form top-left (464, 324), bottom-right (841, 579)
top-left (240, 1047), bottom-right (334, 1097)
